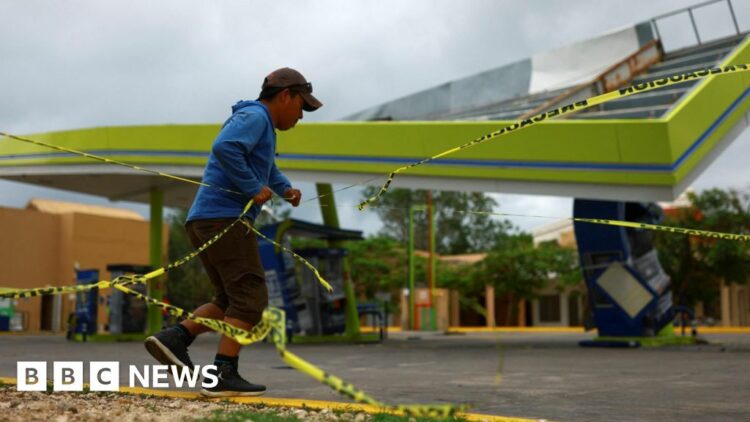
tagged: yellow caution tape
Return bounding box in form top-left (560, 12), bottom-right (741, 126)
top-left (240, 219), bottom-right (333, 292)
top-left (0, 131), bottom-right (242, 197)
top-left (0, 133), bottom-right (381, 206)
top-left (3, 65), bottom-right (748, 246)
top-left (4, 62), bottom-right (747, 416)
top-left (266, 306), bottom-right (468, 416)
top-left (448, 209), bottom-right (750, 243)
top-left (0, 200), bottom-right (333, 298)
top-left (0, 201), bottom-right (421, 410)
top-left (358, 63), bottom-right (750, 210)
top-left (1, 250), bottom-right (461, 414)
top-left (114, 283), bottom-right (273, 345)
top-left (573, 217), bottom-right (750, 241)
top-left (0, 274), bottom-right (155, 300)
top-left (0, 217), bottom-right (240, 300)
top-left (0, 280), bottom-right (112, 299)
top-left (10, 278), bottom-right (464, 414)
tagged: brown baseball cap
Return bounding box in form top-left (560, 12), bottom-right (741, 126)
top-left (260, 67), bottom-right (322, 112)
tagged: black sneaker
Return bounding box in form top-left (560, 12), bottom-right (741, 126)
top-left (201, 363), bottom-right (266, 397)
top-left (144, 327), bottom-right (195, 370)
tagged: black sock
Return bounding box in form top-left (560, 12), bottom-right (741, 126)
top-left (174, 324), bottom-right (195, 347)
top-left (214, 353), bottom-right (239, 369)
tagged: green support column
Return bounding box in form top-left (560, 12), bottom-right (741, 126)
top-left (148, 187), bottom-right (164, 334)
top-left (428, 196), bottom-right (437, 331)
top-left (315, 183), bottom-right (361, 338)
top-left (408, 206), bottom-right (416, 330)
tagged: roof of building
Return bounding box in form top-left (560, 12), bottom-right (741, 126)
top-left (414, 250), bottom-right (487, 264)
top-left (26, 198), bottom-right (145, 221)
top-left (439, 253), bottom-right (487, 265)
top-left (260, 218), bottom-right (363, 242)
top-left (658, 188), bottom-right (694, 211)
top-left (532, 219), bottom-right (574, 243)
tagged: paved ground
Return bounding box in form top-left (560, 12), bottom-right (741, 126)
top-left (2, 330), bottom-right (749, 421)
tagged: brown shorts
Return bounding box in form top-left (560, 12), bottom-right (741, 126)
top-left (185, 218), bottom-right (268, 325)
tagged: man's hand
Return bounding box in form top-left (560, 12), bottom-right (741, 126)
top-left (252, 186), bottom-right (273, 206)
top-left (284, 187), bottom-right (302, 207)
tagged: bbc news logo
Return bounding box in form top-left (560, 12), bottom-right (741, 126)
top-left (17, 362), bottom-right (218, 392)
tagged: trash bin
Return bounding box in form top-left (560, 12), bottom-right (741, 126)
top-left (107, 264), bottom-right (152, 334)
top-left (0, 298), bottom-right (12, 332)
top-left (72, 269), bottom-right (99, 337)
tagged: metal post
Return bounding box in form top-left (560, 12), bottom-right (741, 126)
top-left (688, 8), bottom-right (702, 45)
top-left (315, 183), bottom-right (361, 338)
top-left (408, 205), bottom-right (416, 330)
top-left (147, 187), bottom-right (164, 334)
top-left (727, 0), bottom-right (741, 35)
top-left (427, 192), bottom-right (437, 331)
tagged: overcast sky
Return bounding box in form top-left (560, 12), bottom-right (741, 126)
top-left (1, 0), bottom-right (750, 235)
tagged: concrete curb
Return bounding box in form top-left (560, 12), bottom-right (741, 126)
top-left (0, 376), bottom-right (541, 422)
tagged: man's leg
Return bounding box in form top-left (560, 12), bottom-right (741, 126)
top-left (217, 316), bottom-right (251, 355)
top-left (145, 220), bottom-right (231, 369)
top-left (201, 225), bottom-right (268, 397)
top-left (181, 302), bottom-right (225, 336)
top-left (145, 302), bottom-right (232, 369)
top-left (201, 315), bottom-right (266, 397)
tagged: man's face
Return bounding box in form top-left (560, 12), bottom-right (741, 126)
top-left (276, 89), bottom-right (305, 131)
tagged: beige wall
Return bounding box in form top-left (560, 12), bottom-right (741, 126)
top-left (720, 281), bottom-right (750, 326)
top-left (0, 206), bottom-right (167, 332)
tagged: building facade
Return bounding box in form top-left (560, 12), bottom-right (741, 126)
top-left (0, 199), bottom-right (167, 332)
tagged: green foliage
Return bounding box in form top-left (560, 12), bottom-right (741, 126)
top-left (435, 260), bottom-right (478, 293)
top-left (289, 237), bottom-right (328, 250)
top-left (689, 189), bottom-right (750, 284)
top-left (536, 240), bottom-right (581, 291)
top-left (473, 235), bottom-right (579, 301)
top-left (362, 187), bottom-right (514, 254)
top-left (463, 234), bottom-right (580, 323)
top-left (477, 237), bottom-right (543, 301)
top-left (165, 209), bottom-right (214, 312)
top-left (345, 236), bottom-right (413, 298)
top-left (654, 188), bottom-right (750, 311)
top-left (347, 201), bottom-right (580, 322)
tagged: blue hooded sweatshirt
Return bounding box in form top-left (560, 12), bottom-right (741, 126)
top-left (186, 100), bottom-right (291, 223)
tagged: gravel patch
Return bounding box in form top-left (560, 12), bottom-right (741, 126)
top-left (0, 384), bottom-right (376, 422)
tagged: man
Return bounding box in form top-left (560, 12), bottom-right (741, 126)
top-left (144, 67), bottom-right (322, 397)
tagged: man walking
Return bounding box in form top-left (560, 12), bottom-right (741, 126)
top-left (145, 68), bottom-right (322, 397)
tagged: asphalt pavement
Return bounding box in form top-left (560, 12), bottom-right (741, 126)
top-left (2, 330), bottom-right (749, 421)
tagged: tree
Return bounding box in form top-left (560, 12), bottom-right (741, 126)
top-left (345, 236), bottom-right (418, 299)
top-left (654, 188), bottom-right (750, 313)
top-left (361, 187), bottom-right (514, 254)
top-left (165, 210), bottom-right (214, 312)
top-left (435, 259), bottom-right (486, 319)
top-left (536, 240), bottom-right (581, 292)
top-left (471, 234), bottom-right (580, 324)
